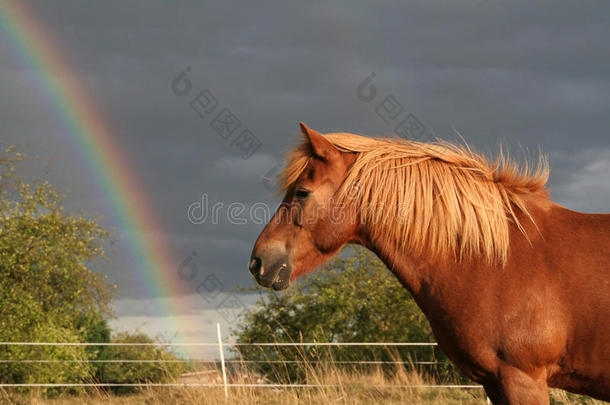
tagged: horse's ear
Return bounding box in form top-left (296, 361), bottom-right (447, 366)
top-left (299, 122), bottom-right (339, 161)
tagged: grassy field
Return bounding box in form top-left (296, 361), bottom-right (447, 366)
top-left (0, 363), bottom-right (604, 405)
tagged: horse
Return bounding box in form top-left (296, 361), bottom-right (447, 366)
top-left (248, 123), bottom-right (610, 404)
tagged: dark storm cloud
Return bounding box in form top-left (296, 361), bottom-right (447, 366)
top-left (1, 1), bottom-right (608, 307)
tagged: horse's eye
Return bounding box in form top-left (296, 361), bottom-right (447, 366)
top-left (295, 188), bottom-right (311, 200)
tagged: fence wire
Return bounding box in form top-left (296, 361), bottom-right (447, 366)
top-left (0, 340), bottom-right (481, 389)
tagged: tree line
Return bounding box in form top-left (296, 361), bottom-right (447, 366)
top-left (0, 147), bottom-right (184, 395)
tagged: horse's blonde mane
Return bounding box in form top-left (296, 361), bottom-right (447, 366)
top-left (280, 132), bottom-right (549, 265)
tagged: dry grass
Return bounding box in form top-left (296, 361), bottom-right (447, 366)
top-left (1, 360), bottom-right (604, 405)
top-left (1, 369), bottom-right (485, 405)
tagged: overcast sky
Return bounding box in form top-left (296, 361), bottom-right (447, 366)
top-left (1, 1), bottom-right (609, 346)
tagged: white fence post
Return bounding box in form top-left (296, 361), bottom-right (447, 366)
top-left (216, 323), bottom-right (228, 400)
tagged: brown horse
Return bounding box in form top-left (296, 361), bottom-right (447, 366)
top-left (248, 123), bottom-right (610, 404)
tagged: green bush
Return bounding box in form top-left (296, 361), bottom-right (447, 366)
top-left (0, 147), bottom-right (188, 397)
top-left (0, 147), bottom-right (113, 395)
top-left (0, 292), bottom-right (93, 395)
top-left (97, 332), bottom-right (187, 394)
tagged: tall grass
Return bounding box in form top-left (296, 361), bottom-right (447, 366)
top-left (1, 346), bottom-right (604, 405)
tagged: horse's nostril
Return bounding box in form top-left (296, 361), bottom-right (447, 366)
top-left (249, 257), bottom-right (262, 275)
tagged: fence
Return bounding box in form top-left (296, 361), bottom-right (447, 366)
top-left (0, 323), bottom-right (488, 402)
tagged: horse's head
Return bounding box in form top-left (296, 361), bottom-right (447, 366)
top-left (248, 123), bottom-right (359, 290)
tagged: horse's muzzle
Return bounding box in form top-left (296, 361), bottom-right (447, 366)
top-left (249, 251), bottom-right (292, 290)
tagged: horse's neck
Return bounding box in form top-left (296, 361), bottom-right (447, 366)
top-left (360, 194), bottom-right (554, 311)
top-left (363, 237), bottom-right (439, 299)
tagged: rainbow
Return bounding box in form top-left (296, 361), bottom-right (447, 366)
top-left (0, 2), bottom-right (190, 341)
